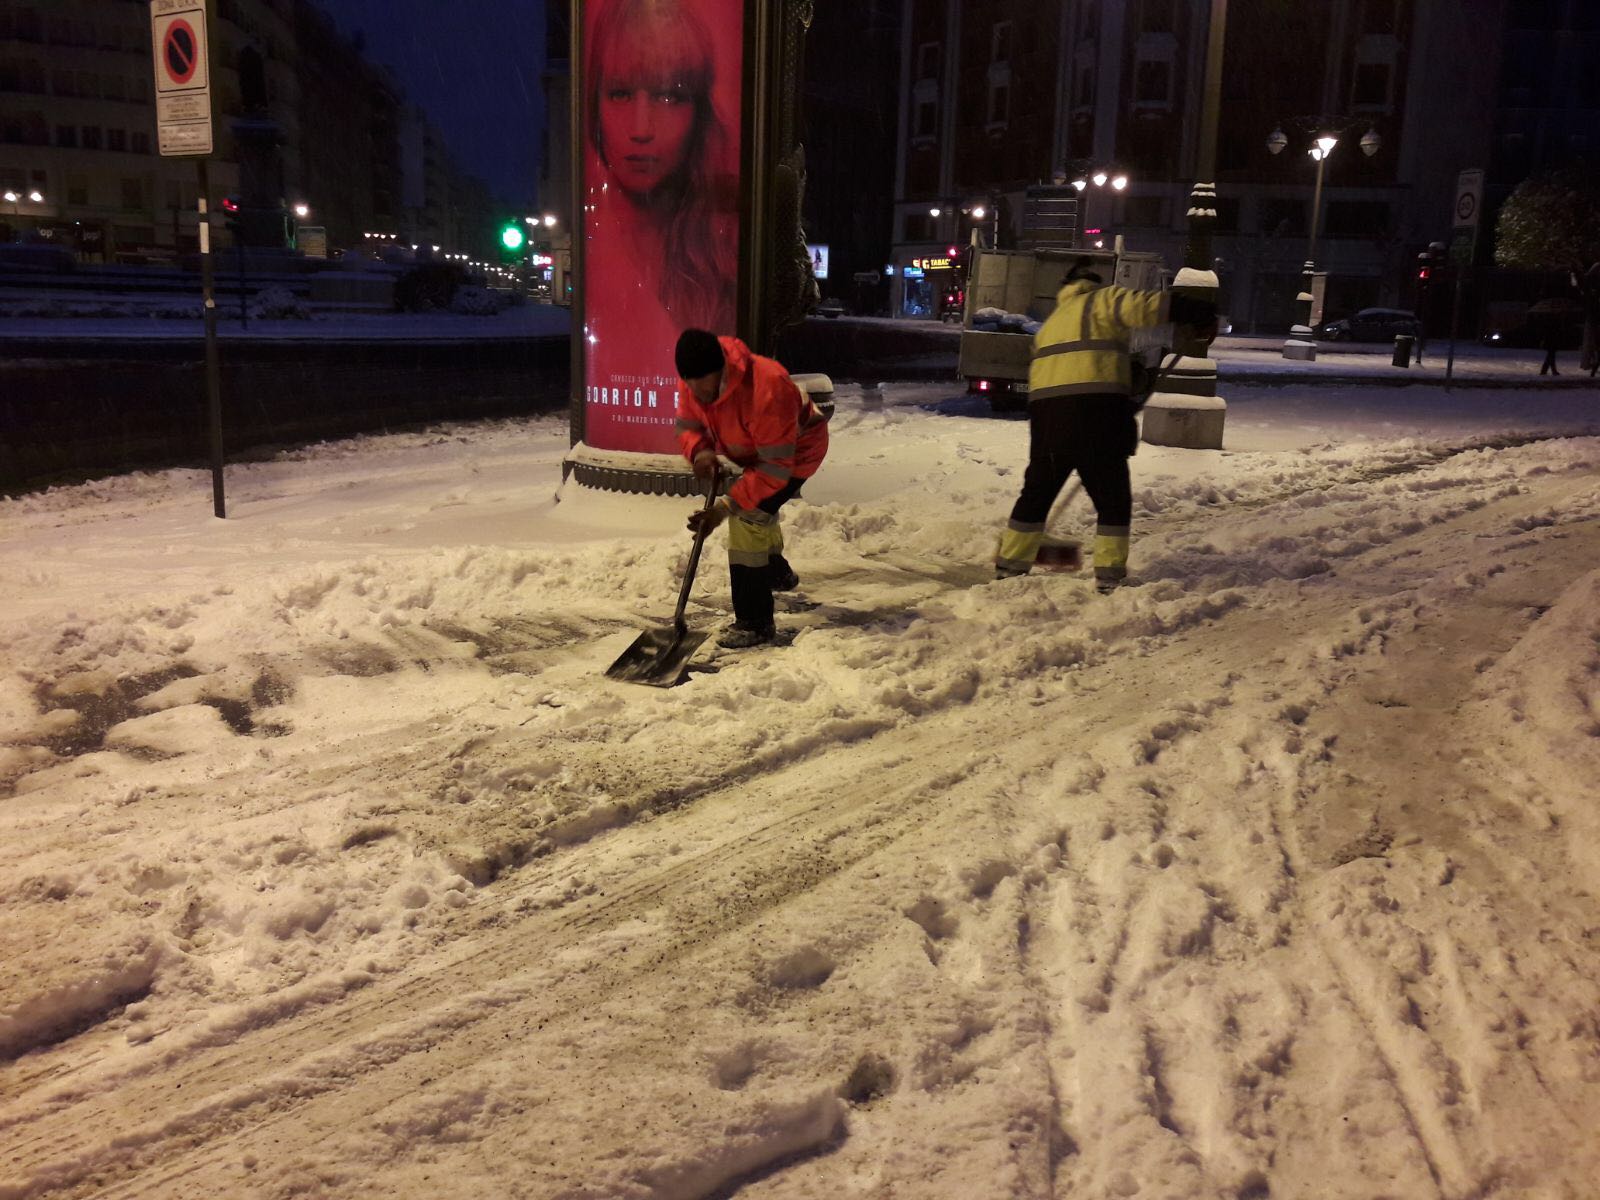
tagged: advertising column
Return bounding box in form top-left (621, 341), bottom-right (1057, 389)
top-left (579, 0), bottom-right (745, 457)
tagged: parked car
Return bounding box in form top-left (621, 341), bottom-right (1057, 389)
top-left (1314, 308), bottom-right (1422, 342)
top-left (814, 297), bottom-right (848, 319)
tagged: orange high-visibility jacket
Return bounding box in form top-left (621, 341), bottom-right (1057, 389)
top-left (675, 336), bottom-right (829, 519)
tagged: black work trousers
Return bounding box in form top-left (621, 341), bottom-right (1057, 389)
top-left (728, 477), bottom-right (805, 630)
top-left (1009, 395), bottom-right (1136, 530)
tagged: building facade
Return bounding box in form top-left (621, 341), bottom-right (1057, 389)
top-left (0, 0), bottom-right (493, 261)
top-left (890, 0), bottom-right (1597, 328)
top-left (798, 0), bottom-right (902, 315)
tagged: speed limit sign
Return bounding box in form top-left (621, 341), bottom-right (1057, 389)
top-left (1453, 168), bottom-right (1484, 231)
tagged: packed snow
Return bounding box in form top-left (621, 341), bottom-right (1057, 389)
top-left (2, 378), bottom-right (1599, 1199)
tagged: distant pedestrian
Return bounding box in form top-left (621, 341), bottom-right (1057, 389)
top-left (1538, 315), bottom-right (1561, 377)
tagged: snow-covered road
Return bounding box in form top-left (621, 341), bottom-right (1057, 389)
top-left (3, 384), bottom-right (1599, 1198)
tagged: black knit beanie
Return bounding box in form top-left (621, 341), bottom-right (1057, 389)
top-left (674, 328), bottom-right (725, 380)
top-left (1065, 257), bottom-right (1103, 285)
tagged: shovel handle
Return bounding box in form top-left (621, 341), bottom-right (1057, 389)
top-left (672, 471), bottom-right (720, 636)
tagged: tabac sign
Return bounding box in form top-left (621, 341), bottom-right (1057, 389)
top-left (150, 0), bottom-right (213, 157)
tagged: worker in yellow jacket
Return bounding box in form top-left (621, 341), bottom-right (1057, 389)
top-left (994, 257), bottom-right (1213, 592)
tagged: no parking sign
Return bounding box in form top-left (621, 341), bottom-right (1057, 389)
top-left (150, 0), bottom-right (212, 156)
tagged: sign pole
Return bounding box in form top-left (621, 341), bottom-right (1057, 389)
top-left (152, 0), bottom-right (221, 514)
top-left (1445, 168), bottom-right (1484, 392)
top-left (1445, 259), bottom-right (1466, 390)
top-left (197, 158), bottom-right (225, 518)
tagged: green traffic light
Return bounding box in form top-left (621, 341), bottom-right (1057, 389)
top-left (501, 225), bottom-right (526, 252)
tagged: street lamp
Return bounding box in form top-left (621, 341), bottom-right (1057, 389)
top-left (293, 202), bottom-right (310, 219)
top-left (1064, 167), bottom-right (1130, 247)
top-left (4, 189), bottom-right (43, 232)
top-left (1269, 123), bottom-right (1381, 359)
top-left (962, 200), bottom-right (999, 249)
top-left (542, 213), bottom-right (558, 228)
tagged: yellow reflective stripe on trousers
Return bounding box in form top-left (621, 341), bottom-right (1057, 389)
top-left (1093, 527), bottom-right (1130, 581)
top-left (996, 526), bottom-right (1044, 574)
top-left (728, 514), bottom-right (783, 568)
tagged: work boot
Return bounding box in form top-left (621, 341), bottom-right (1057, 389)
top-left (769, 555), bottom-right (801, 592)
top-left (717, 621), bottom-right (777, 649)
top-left (1095, 578), bottom-right (1120, 595)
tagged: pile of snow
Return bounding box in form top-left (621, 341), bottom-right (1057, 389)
top-left (448, 285), bottom-right (508, 316)
top-left (248, 285), bottom-right (311, 321)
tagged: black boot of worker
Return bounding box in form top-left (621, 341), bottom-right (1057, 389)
top-left (724, 563), bottom-right (776, 647)
top-left (768, 554), bottom-right (801, 592)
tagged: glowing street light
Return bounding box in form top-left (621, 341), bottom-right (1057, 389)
top-left (3, 188), bottom-right (43, 212)
top-left (1267, 123), bottom-right (1381, 359)
top-left (1110, 174), bottom-right (1129, 191)
top-left (542, 214), bottom-right (558, 228)
top-left (1091, 171), bottom-right (1108, 188)
top-left (293, 202), bottom-right (310, 219)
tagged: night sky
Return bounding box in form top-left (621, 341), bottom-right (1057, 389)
top-left (310, 0), bottom-right (548, 209)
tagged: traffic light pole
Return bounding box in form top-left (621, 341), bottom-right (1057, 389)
top-left (197, 158), bottom-right (226, 518)
top-left (1444, 230), bottom-right (1475, 392)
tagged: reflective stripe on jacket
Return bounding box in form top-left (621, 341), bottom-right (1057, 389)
top-left (675, 336), bottom-right (829, 518)
top-left (1028, 279), bottom-right (1170, 400)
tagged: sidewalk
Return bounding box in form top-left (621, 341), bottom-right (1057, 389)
top-left (1212, 334), bottom-right (1597, 389)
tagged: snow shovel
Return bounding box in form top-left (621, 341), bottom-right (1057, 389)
top-left (1034, 482), bottom-right (1085, 573)
top-left (605, 477), bottom-right (719, 687)
top-left (1033, 350), bottom-right (1178, 574)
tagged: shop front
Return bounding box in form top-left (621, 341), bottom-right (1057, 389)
top-left (893, 250), bottom-right (962, 320)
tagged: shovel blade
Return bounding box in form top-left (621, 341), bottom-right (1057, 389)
top-left (1035, 537), bottom-right (1083, 573)
top-left (605, 625), bottom-right (710, 687)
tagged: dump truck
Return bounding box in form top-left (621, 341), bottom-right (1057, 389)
top-left (958, 244), bottom-right (1167, 408)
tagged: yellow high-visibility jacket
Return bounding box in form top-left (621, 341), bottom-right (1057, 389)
top-left (1028, 279), bottom-right (1170, 400)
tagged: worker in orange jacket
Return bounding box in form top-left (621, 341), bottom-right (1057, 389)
top-left (674, 328), bottom-right (829, 648)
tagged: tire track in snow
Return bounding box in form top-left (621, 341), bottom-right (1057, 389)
top-left (1249, 502), bottom-right (1600, 1197)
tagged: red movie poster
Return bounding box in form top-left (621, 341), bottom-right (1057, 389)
top-left (581, 0), bottom-right (744, 454)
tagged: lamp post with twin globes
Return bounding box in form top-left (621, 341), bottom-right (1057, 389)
top-left (1271, 123), bottom-right (1382, 360)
